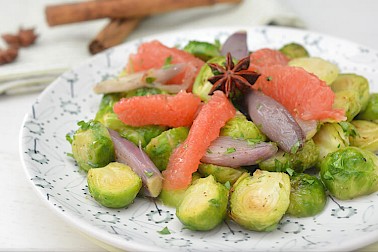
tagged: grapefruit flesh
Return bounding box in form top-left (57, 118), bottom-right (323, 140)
top-left (126, 40), bottom-right (205, 88)
top-left (249, 48), bottom-right (289, 70)
top-left (252, 65), bottom-right (346, 122)
top-left (162, 91), bottom-right (236, 190)
top-left (113, 91), bottom-right (201, 127)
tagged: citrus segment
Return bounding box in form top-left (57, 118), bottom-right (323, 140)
top-left (252, 65), bottom-right (346, 122)
top-left (249, 48), bottom-right (289, 70)
top-left (113, 91), bottom-right (201, 127)
top-left (162, 91), bottom-right (236, 190)
top-left (126, 40), bottom-right (205, 88)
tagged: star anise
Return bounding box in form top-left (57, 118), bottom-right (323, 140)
top-left (207, 52), bottom-right (260, 97)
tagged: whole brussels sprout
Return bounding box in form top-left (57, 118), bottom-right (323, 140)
top-left (259, 139), bottom-right (319, 173)
top-left (158, 172), bottom-right (201, 208)
top-left (220, 113), bottom-right (266, 142)
top-left (69, 120), bottom-right (115, 172)
top-left (331, 73), bottom-right (370, 111)
top-left (279, 42), bottom-right (309, 60)
top-left (332, 90), bottom-right (362, 121)
top-left (320, 147), bottom-right (378, 200)
top-left (95, 93), bottom-right (167, 147)
top-left (287, 173), bottom-right (327, 217)
top-left (145, 127), bottom-right (189, 171)
top-left (176, 175), bottom-right (229, 231)
top-left (229, 170), bottom-right (290, 232)
top-left (87, 162), bottom-right (142, 208)
top-left (198, 163), bottom-right (247, 185)
top-left (183, 40), bottom-right (221, 61)
top-left (192, 56), bottom-right (226, 101)
top-left (356, 93), bottom-right (378, 121)
top-left (313, 123), bottom-right (351, 162)
top-left (288, 57), bottom-right (339, 85)
top-left (350, 120), bottom-right (378, 153)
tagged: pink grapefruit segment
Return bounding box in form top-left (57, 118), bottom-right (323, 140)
top-left (249, 48), bottom-right (289, 71)
top-left (126, 40), bottom-right (204, 88)
top-left (252, 65), bottom-right (346, 122)
top-left (113, 91), bottom-right (201, 127)
top-left (162, 91), bottom-right (236, 190)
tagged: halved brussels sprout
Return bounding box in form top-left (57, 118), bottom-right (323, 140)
top-left (229, 170), bottom-right (290, 232)
top-left (279, 42), bottom-right (309, 59)
top-left (95, 93), bottom-right (167, 147)
top-left (258, 139), bottom-right (319, 173)
top-left (320, 147), bottom-right (378, 200)
top-left (220, 113), bottom-right (266, 142)
top-left (158, 172), bottom-right (201, 208)
top-left (356, 93), bottom-right (378, 121)
top-left (183, 40), bottom-right (221, 61)
top-left (192, 56), bottom-right (226, 101)
top-left (288, 57), bottom-right (339, 85)
top-left (145, 127), bottom-right (189, 171)
top-left (350, 120), bottom-right (378, 153)
top-left (176, 175), bottom-right (229, 231)
top-left (87, 162), bottom-right (142, 208)
top-left (198, 163), bottom-right (247, 185)
top-left (287, 173), bottom-right (327, 217)
top-left (333, 90), bottom-right (362, 121)
top-left (331, 73), bottom-right (370, 111)
top-left (313, 123), bottom-right (351, 162)
top-left (69, 120), bottom-right (115, 172)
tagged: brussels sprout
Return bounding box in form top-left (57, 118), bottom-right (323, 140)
top-left (312, 123), bottom-right (351, 162)
top-left (192, 56), bottom-right (226, 101)
top-left (287, 173), bottom-right (327, 217)
top-left (176, 175), bottom-right (229, 231)
top-left (159, 172), bottom-right (201, 208)
top-left (332, 90), bottom-right (362, 121)
top-left (145, 127), bottom-right (189, 171)
top-left (69, 120), bottom-right (115, 172)
top-left (87, 162), bottom-right (142, 208)
top-left (95, 93), bottom-right (167, 147)
top-left (220, 113), bottom-right (266, 142)
top-left (356, 93), bottom-right (378, 121)
top-left (229, 170), bottom-right (290, 232)
top-left (198, 163), bottom-right (247, 185)
top-left (258, 139), bottom-right (319, 173)
top-left (350, 120), bottom-right (378, 153)
top-left (320, 147), bottom-right (378, 200)
top-left (183, 40), bottom-right (221, 61)
top-left (288, 57), bottom-right (339, 85)
top-left (331, 73), bottom-right (370, 111)
top-left (279, 42), bottom-right (309, 59)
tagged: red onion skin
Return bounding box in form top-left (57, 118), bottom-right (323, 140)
top-left (108, 129), bottom-right (162, 197)
top-left (221, 31), bottom-right (249, 60)
top-left (201, 136), bottom-right (278, 168)
top-left (245, 90), bottom-right (305, 153)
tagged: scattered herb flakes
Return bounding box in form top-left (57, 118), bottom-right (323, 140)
top-left (303, 178), bottom-right (315, 185)
top-left (224, 181), bottom-right (231, 190)
top-left (323, 170), bottom-right (334, 180)
top-left (226, 147), bottom-right (236, 154)
top-left (208, 198), bottom-right (220, 207)
top-left (144, 171), bottom-right (154, 178)
top-left (163, 55), bottom-right (173, 69)
top-left (266, 76), bottom-right (272, 81)
top-left (158, 226), bottom-right (171, 235)
top-left (286, 167), bottom-right (295, 176)
top-left (145, 76), bottom-right (156, 84)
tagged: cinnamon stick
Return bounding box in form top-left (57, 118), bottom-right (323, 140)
top-left (89, 18), bottom-right (142, 54)
top-left (45, 0), bottom-right (242, 26)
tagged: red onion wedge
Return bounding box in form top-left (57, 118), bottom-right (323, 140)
top-left (245, 90), bottom-right (305, 153)
top-left (221, 31), bottom-right (249, 60)
top-left (93, 63), bottom-right (187, 94)
top-left (108, 129), bottom-right (162, 198)
top-left (295, 117), bottom-right (318, 140)
top-left (201, 136), bottom-right (278, 168)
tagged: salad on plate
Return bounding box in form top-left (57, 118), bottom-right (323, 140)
top-left (66, 30), bottom-right (378, 233)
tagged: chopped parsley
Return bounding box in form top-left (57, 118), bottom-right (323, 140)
top-left (158, 226), bottom-right (171, 235)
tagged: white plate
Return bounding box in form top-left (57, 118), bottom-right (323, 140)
top-left (20, 26), bottom-right (378, 252)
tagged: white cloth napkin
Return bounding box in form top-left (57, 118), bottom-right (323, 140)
top-left (0, 0), bottom-right (304, 95)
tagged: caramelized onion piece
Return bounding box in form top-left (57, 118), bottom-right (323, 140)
top-left (201, 136), bottom-right (278, 168)
top-left (221, 31), bottom-right (249, 60)
top-left (93, 63), bottom-right (186, 94)
top-left (245, 90), bottom-right (305, 153)
top-left (108, 129), bottom-right (162, 197)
